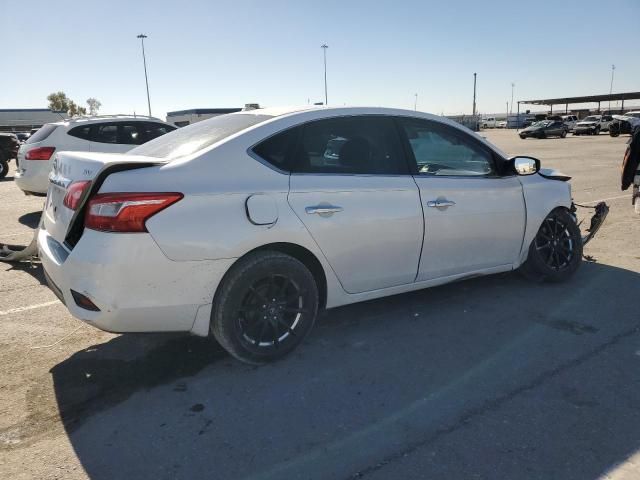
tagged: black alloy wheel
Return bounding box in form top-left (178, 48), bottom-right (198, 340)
top-left (534, 215), bottom-right (576, 271)
top-left (519, 209), bottom-right (583, 282)
top-left (211, 251), bottom-right (319, 364)
top-left (236, 274), bottom-right (307, 350)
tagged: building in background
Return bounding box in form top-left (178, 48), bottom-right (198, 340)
top-left (0, 109), bottom-right (66, 132)
top-left (166, 108), bottom-right (243, 127)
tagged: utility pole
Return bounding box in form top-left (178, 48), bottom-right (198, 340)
top-left (137, 34), bottom-right (152, 117)
top-left (414, 93), bottom-right (418, 111)
top-left (609, 64), bottom-right (616, 112)
top-left (321, 44), bottom-right (329, 105)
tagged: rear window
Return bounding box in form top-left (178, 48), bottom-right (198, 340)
top-left (26, 124), bottom-right (58, 144)
top-left (128, 113), bottom-right (273, 160)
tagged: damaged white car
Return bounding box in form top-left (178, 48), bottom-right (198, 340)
top-left (30, 106), bottom-right (607, 364)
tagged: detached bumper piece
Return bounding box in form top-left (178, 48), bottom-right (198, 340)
top-left (572, 202), bottom-right (609, 246)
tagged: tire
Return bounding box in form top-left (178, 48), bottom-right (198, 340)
top-left (0, 160), bottom-right (8, 179)
top-left (519, 209), bottom-right (583, 283)
top-left (210, 251), bottom-right (319, 364)
top-left (538, 131), bottom-right (546, 139)
top-left (520, 135), bottom-right (526, 140)
top-left (610, 125), bottom-right (620, 137)
top-left (560, 130), bottom-right (567, 138)
top-left (593, 127), bottom-right (600, 136)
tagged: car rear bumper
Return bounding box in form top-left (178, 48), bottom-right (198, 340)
top-left (14, 160), bottom-right (50, 194)
top-left (38, 227), bottom-right (234, 335)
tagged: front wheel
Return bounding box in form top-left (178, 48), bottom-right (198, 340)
top-left (0, 160), bottom-right (8, 179)
top-left (519, 209), bottom-right (583, 283)
top-left (211, 251), bottom-right (319, 364)
top-left (560, 130), bottom-right (567, 138)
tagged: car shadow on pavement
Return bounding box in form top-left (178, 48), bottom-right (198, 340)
top-left (4, 261), bottom-right (46, 285)
top-left (0, 175), bottom-right (14, 182)
top-left (18, 210), bottom-right (42, 229)
top-left (42, 262), bottom-right (640, 479)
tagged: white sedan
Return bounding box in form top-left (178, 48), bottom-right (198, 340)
top-left (39, 106), bottom-right (594, 364)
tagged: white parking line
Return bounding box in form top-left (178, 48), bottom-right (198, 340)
top-left (0, 300), bottom-right (60, 316)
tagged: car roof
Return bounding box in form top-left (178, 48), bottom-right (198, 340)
top-left (47, 115), bottom-right (169, 128)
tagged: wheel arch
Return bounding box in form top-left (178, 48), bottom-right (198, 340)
top-left (213, 242), bottom-right (328, 311)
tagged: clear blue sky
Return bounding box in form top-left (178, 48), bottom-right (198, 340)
top-left (1, 0), bottom-right (638, 118)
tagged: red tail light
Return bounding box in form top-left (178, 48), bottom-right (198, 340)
top-left (63, 181), bottom-right (92, 210)
top-left (85, 192), bottom-right (183, 233)
top-left (25, 146), bottom-right (56, 160)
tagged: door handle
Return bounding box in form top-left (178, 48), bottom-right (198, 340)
top-left (427, 199), bottom-right (456, 208)
top-left (305, 205), bottom-right (343, 215)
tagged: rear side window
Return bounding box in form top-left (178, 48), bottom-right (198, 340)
top-left (252, 127), bottom-right (299, 171)
top-left (144, 122), bottom-right (175, 142)
top-left (92, 123), bottom-right (119, 144)
top-left (120, 123), bottom-right (144, 145)
top-left (67, 125), bottom-right (91, 140)
top-left (292, 116), bottom-right (408, 175)
top-left (128, 113), bottom-right (273, 160)
top-left (26, 124), bottom-right (58, 144)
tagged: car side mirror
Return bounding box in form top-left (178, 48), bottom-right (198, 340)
top-left (510, 156), bottom-right (540, 176)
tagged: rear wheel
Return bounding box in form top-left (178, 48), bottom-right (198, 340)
top-left (211, 251), bottom-right (319, 364)
top-left (560, 130), bottom-right (567, 138)
top-left (593, 126), bottom-right (600, 135)
top-left (519, 209), bottom-right (583, 283)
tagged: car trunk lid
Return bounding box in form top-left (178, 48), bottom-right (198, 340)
top-left (44, 151), bottom-right (165, 247)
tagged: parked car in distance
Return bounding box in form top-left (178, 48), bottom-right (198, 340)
top-left (0, 133), bottom-right (20, 179)
top-left (15, 115), bottom-right (176, 195)
top-left (519, 120), bottom-right (568, 139)
top-left (481, 117), bottom-right (497, 128)
top-left (609, 111), bottom-right (640, 137)
top-left (496, 120), bottom-right (507, 128)
top-left (14, 132), bottom-right (31, 143)
top-left (39, 106), bottom-right (594, 364)
top-left (574, 115), bottom-right (613, 135)
top-left (522, 117), bottom-right (537, 128)
top-left (561, 115), bottom-right (578, 132)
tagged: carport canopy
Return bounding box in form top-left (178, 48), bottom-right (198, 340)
top-left (517, 92), bottom-right (640, 114)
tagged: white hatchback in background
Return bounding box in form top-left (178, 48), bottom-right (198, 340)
top-left (15, 115), bottom-right (175, 195)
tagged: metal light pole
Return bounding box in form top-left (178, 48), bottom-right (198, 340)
top-left (510, 82), bottom-right (515, 116)
top-left (321, 44), bottom-right (329, 105)
top-left (414, 93), bottom-right (418, 111)
top-left (472, 73), bottom-right (477, 117)
top-left (137, 34), bottom-right (152, 117)
top-left (609, 64), bottom-right (616, 112)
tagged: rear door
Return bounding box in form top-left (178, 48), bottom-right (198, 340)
top-left (397, 117), bottom-right (525, 280)
top-left (286, 115), bottom-right (424, 294)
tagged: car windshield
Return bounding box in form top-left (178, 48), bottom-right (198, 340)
top-left (533, 121), bottom-right (552, 127)
top-left (583, 116), bottom-right (599, 122)
top-left (128, 113), bottom-right (273, 160)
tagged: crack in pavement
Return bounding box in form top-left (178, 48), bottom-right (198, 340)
top-left (348, 324), bottom-right (640, 479)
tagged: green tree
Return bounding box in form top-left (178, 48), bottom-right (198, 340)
top-left (86, 98), bottom-right (101, 116)
top-left (67, 101), bottom-right (87, 117)
top-left (47, 91), bottom-right (70, 112)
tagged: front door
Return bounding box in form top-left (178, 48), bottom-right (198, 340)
top-left (397, 117), bottom-right (526, 280)
top-left (287, 115), bottom-right (424, 294)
